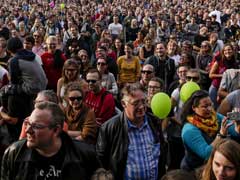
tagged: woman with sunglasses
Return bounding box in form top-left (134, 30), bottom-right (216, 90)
top-left (64, 82), bottom-right (97, 144)
top-left (57, 59), bottom-right (88, 109)
top-left (97, 58), bottom-right (118, 97)
top-left (180, 90), bottom-right (240, 171)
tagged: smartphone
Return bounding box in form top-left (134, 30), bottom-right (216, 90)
top-left (227, 112), bottom-right (240, 121)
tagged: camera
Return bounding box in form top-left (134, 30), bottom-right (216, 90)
top-left (227, 112), bottom-right (240, 121)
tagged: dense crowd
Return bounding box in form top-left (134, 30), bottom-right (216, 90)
top-left (0, 0), bottom-right (239, 179)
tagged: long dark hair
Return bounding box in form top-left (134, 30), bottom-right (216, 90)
top-left (181, 90), bottom-right (209, 124)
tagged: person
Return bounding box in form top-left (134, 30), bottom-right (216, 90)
top-left (41, 35), bottom-right (66, 91)
top-left (209, 44), bottom-right (238, 109)
top-left (84, 69), bottom-right (115, 127)
top-left (161, 169), bottom-right (197, 180)
top-left (64, 82), bottom-right (97, 144)
top-left (19, 89), bottom-right (68, 140)
top-left (57, 59), bottom-right (88, 109)
top-left (1, 101), bottom-right (99, 180)
top-left (96, 57), bottom-right (118, 97)
top-left (91, 168), bottom-right (114, 180)
top-left (0, 37), bottom-right (47, 141)
top-left (140, 64), bottom-right (155, 92)
top-left (180, 90), bottom-right (240, 171)
top-left (139, 35), bottom-right (155, 64)
top-left (96, 83), bottom-right (167, 180)
top-left (202, 139), bottom-right (240, 180)
top-left (145, 42), bottom-right (176, 92)
top-left (117, 42), bottom-right (141, 88)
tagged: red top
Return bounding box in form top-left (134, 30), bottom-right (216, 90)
top-left (84, 88), bottom-right (115, 126)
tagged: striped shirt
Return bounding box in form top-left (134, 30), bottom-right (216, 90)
top-left (125, 115), bottom-right (160, 180)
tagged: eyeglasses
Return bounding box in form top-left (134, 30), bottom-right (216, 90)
top-left (86, 79), bottom-right (97, 83)
top-left (97, 62), bottom-right (106, 66)
top-left (186, 76), bottom-right (199, 82)
top-left (148, 85), bottom-right (161, 89)
top-left (141, 70), bottom-right (153, 74)
top-left (68, 96), bottom-right (83, 102)
top-left (126, 99), bottom-right (147, 107)
top-left (24, 120), bottom-right (55, 131)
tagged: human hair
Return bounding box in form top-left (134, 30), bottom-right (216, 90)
top-left (161, 169), bottom-right (197, 180)
top-left (38, 90), bottom-right (58, 104)
top-left (125, 41), bottom-right (134, 50)
top-left (7, 37), bottom-right (23, 53)
top-left (65, 81), bottom-right (83, 97)
top-left (87, 68), bottom-right (102, 80)
top-left (62, 59), bottom-right (80, 84)
top-left (143, 35), bottom-right (152, 43)
top-left (121, 83), bottom-right (145, 101)
top-left (181, 90), bottom-right (209, 124)
top-left (91, 168), bottom-right (114, 180)
top-left (202, 139), bottom-right (240, 180)
top-left (167, 40), bottom-right (180, 55)
top-left (220, 44), bottom-right (236, 63)
top-left (25, 35), bottom-right (35, 45)
top-left (35, 101), bottom-right (65, 129)
top-left (200, 41), bottom-right (212, 55)
top-left (149, 77), bottom-right (164, 91)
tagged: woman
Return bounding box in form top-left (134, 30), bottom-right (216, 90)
top-left (209, 44), bottom-right (237, 109)
top-left (167, 40), bottom-right (181, 68)
top-left (97, 57), bottom-right (118, 97)
top-left (57, 59), bottom-right (88, 109)
top-left (196, 41), bottom-right (213, 90)
top-left (181, 90), bottom-right (240, 171)
top-left (113, 38), bottom-right (124, 59)
top-left (99, 38), bottom-right (116, 61)
top-left (64, 82), bottom-right (97, 144)
top-left (133, 30), bottom-right (145, 55)
top-left (126, 18), bottom-right (139, 42)
top-left (77, 49), bottom-right (92, 79)
top-left (202, 139), bottom-right (240, 180)
top-left (117, 42), bottom-right (141, 88)
top-left (139, 35), bottom-right (155, 64)
top-left (41, 35), bottom-right (67, 91)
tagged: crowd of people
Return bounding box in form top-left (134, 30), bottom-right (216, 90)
top-left (0, 0), bottom-right (239, 179)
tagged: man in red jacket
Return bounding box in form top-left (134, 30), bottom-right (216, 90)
top-left (84, 68), bottom-right (115, 127)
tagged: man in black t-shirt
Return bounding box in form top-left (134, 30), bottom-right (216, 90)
top-left (1, 102), bottom-right (99, 180)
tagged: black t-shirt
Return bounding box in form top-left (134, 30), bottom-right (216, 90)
top-left (31, 144), bottom-right (65, 180)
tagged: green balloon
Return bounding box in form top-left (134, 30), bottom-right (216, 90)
top-left (151, 92), bottom-right (171, 119)
top-left (180, 82), bottom-right (200, 102)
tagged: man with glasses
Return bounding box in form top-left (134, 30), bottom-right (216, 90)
top-left (139, 64), bottom-right (155, 92)
top-left (1, 102), bottom-right (99, 180)
top-left (84, 68), bottom-right (115, 127)
top-left (96, 83), bottom-right (166, 180)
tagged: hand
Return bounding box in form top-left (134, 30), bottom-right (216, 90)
top-left (219, 117), bottom-right (234, 136)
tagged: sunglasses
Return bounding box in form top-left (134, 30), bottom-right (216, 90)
top-left (97, 62), bottom-right (106, 66)
top-left (86, 79), bottom-right (97, 83)
top-left (68, 96), bottom-right (83, 102)
top-left (141, 70), bottom-right (153, 74)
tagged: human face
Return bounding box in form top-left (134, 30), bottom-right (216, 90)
top-left (97, 59), bottom-right (107, 73)
top-left (141, 65), bottom-right (154, 83)
top-left (177, 66), bottom-right (188, 82)
top-left (155, 44), bottom-right (166, 57)
top-left (25, 109), bottom-right (57, 150)
top-left (124, 45), bottom-right (133, 58)
top-left (186, 72), bottom-right (200, 83)
top-left (86, 72), bottom-right (101, 93)
top-left (78, 51), bottom-right (88, 63)
top-left (115, 39), bottom-right (122, 49)
top-left (192, 97), bottom-right (213, 118)
top-left (34, 94), bottom-right (49, 108)
top-left (23, 41), bottom-right (33, 51)
top-left (47, 39), bottom-right (57, 52)
top-left (168, 42), bottom-right (177, 54)
top-left (68, 90), bottom-right (83, 110)
top-left (147, 80), bottom-right (161, 98)
top-left (123, 90), bottom-right (147, 126)
top-left (64, 65), bottom-right (78, 81)
top-left (212, 151), bottom-right (237, 180)
top-left (223, 46), bottom-right (234, 60)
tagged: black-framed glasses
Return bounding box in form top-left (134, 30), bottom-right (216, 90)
top-left (186, 76), bottom-right (199, 82)
top-left (24, 120), bottom-right (56, 131)
top-left (97, 62), bottom-right (106, 66)
top-left (148, 85), bottom-right (161, 90)
top-left (141, 70), bottom-right (153, 74)
top-left (127, 99), bottom-right (147, 107)
top-left (68, 96), bottom-right (83, 102)
top-left (86, 79), bottom-right (97, 83)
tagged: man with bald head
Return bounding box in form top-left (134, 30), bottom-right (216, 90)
top-left (140, 64), bottom-right (155, 92)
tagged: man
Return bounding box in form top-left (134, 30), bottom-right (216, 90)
top-left (108, 15), bottom-right (123, 39)
top-left (0, 36), bottom-right (10, 69)
top-left (96, 83), bottom-right (166, 180)
top-left (84, 69), bottom-right (115, 127)
top-left (1, 102), bottom-right (98, 180)
top-left (184, 16), bottom-right (199, 42)
top-left (0, 37), bottom-right (47, 141)
top-left (140, 64), bottom-right (155, 92)
top-left (145, 42), bottom-right (176, 92)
